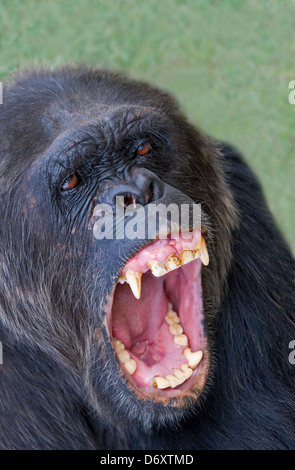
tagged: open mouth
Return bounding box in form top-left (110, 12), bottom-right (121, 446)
top-left (103, 227), bottom-right (210, 403)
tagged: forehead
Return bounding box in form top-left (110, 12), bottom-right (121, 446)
top-left (39, 71), bottom-right (177, 144)
top-left (1, 68), bottom-right (177, 174)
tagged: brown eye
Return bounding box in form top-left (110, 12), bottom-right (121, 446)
top-left (61, 173), bottom-right (80, 191)
top-left (136, 142), bottom-right (151, 156)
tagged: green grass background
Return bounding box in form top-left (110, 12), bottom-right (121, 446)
top-left (0, 0), bottom-right (294, 252)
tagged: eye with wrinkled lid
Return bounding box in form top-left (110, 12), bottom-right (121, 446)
top-left (61, 173), bottom-right (80, 191)
top-left (136, 142), bottom-right (151, 156)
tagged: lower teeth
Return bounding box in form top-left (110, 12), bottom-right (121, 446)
top-left (114, 305), bottom-right (203, 390)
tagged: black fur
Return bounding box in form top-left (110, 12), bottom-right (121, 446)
top-left (0, 66), bottom-right (294, 449)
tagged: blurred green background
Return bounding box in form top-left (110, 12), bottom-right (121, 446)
top-left (0, 0), bottom-right (294, 252)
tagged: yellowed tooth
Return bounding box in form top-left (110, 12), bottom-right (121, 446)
top-left (173, 368), bottom-right (185, 379)
top-left (165, 310), bottom-right (180, 325)
top-left (147, 260), bottom-right (167, 277)
top-left (172, 375), bottom-right (186, 387)
top-left (169, 323), bottom-right (183, 336)
top-left (165, 374), bottom-right (179, 388)
top-left (125, 270), bottom-right (142, 300)
top-left (165, 253), bottom-right (181, 272)
top-left (153, 376), bottom-right (170, 389)
top-left (124, 358), bottom-right (137, 375)
top-left (174, 334), bottom-right (188, 347)
top-left (118, 276), bottom-right (126, 284)
top-left (181, 363), bottom-right (193, 379)
top-left (193, 249), bottom-right (200, 260)
top-left (183, 348), bottom-right (203, 370)
top-left (179, 250), bottom-right (194, 265)
top-left (198, 237), bottom-right (209, 266)
top-left (113, 338), bottom-right (125, 353)
top-left (118, 350), bottom-right (130, 363)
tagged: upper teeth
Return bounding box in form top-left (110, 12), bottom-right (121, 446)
top-left (119, 237), bottom-right (209, 300)
top-left (146, 260), bottom-right (167, 277)
top-left (198, 237), bottom-right (209, 266)
top-left (165, 253), bottom-right (181, 272)
top-left (125, 270), bottom-right (142, 300)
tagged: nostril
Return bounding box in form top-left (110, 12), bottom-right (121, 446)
top-left (132, 170), bottom-right (163, 204)
top-left (124, 194), bottom-right (138, 208)
top-left (107, 170), bottom-right (163, 206)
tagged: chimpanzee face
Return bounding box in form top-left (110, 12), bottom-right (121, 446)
top-left (0, 68), bottom-right (237, 426)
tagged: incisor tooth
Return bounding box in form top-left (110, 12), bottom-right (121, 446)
top-left (174, 376), bottom-right (186, 387)
top-left (179, 250), bottom-right (194, 265)
top-left (153, 376), bottom-right (170, 389)
top-left (165, 374), bottom-right (179, 388)
top-left (165, 310), bottom-right (180, 325)
top-left (198, 237), bottom-right (209, 266)
top-left (147, 260), bottom-right (167, 277)
top-left (173, 368), bottom-right (185, 379)
top-left (165, 254), bottom-right (181, 272)
top-left (118, 350), bottom-right (130, 363)
top-left (183, 348), bottom-right (203, 369)
top-left (169, 323), bottom-right (183, 336)
top-left (124, 359), bottom-right (137, 375)
top-left (174, 334), bottom-right (188, 346)
top-left (125, 270), bottom-right (142, 299)
top-left (118, 276), bottom-right (126, 284)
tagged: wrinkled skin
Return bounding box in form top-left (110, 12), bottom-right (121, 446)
top-left (0, 66), bottom-right (294, 450)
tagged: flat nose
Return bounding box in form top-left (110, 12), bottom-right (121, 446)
top-left (108, 169), bottom-right (164, 206)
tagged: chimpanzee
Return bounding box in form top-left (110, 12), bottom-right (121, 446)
top-left (0, 66), bottom-right (294, 449)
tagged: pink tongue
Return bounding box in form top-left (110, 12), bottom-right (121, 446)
top-left (112, 271), bottom-right (168, 350)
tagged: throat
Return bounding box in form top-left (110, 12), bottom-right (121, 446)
top-left (112, 271), bottom-right (168, 350)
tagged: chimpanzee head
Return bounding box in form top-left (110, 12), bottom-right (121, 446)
top-left (0, 66), bottom-right (237, 428)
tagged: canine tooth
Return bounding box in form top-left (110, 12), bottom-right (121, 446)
top-left (165, 254), bottom-right (181, 272)
top-left (179, 250), bottom-right (194, 265)
top-left (174, 334), bottom-right (188, 346)
top-left (147, 260), bottom-right (167, 277)
top-left (181, 363), bottom-right (193, 379)
top-left (183, 348), bottom-right (203, 369)
top-left (169, 323), bottom-right (183, 336)
top-left (113, 338), bottom-right (125, 353)
top-left (124, 359), bottom-right (137, 375)
top-left (198, 238), bottom-right (209, 266)
top-left (125, 270), bottom-right (142, 299)
top-left (166, 374), bottom-right (179, 388)
top-left (165, 310), bottom-right (180, 325)
top-left (153, 376), bottom-right (170, 389)
top-left (118, 350), bottom-right (130, 363)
